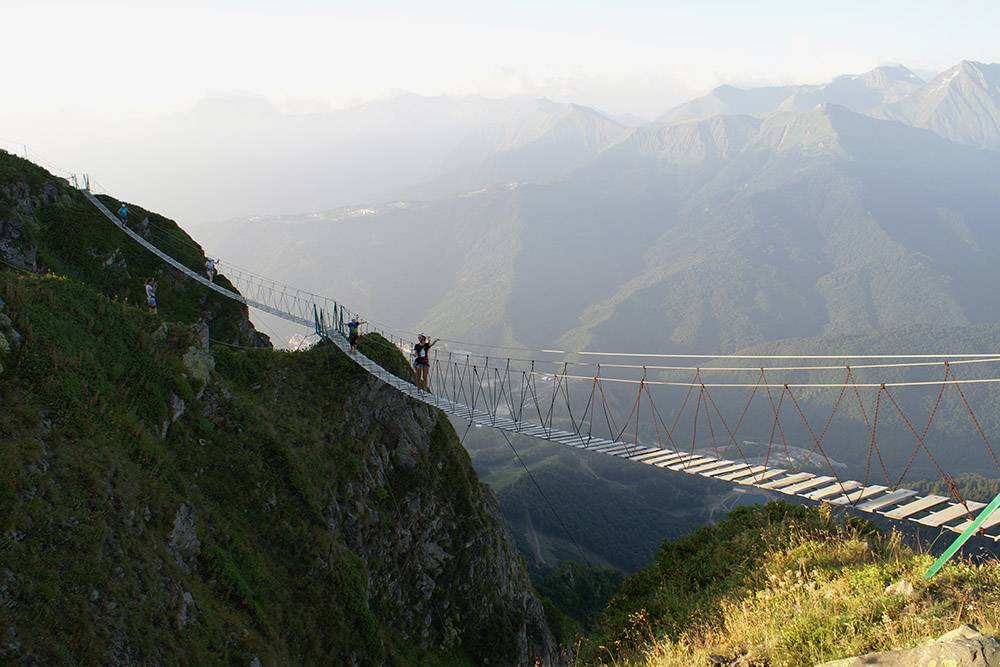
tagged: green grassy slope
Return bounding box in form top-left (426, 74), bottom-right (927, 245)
top-left (0, 271), bottom-right (550, 665)
top-left (0, 151), bottom-right (554, 665)
top-left (580, 503), bottom-right (1000, 666)
top-left (0, 150), bottom-right (263, 347)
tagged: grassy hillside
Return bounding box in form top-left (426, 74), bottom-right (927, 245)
top-left (0, 272), bottom-right (554, 664)
top-left (0, 149), bottom-right (263, 347)
top-left (580, 503), bottom-right (1000, 666)
top-left (0, 151), bottom-right (555, 665)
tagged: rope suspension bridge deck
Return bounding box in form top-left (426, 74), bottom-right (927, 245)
top-left (82, 189), bottom-right (1000, 544)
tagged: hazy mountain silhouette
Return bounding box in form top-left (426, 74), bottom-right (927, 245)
top-left (876, 60), bottom-right (1000, 149)
top-left (658, 65), bottom-right (923, 122)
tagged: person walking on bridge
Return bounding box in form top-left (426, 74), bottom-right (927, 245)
top-left (413, 334), bottom-right (439, 391)
top-left (144, 277), bottom-right (158, 314)
top-left (347, 316), bottom-right (365, 351)
top-left (118, 203), bottom-right (129, 227)
top-left (205, 257), bottom-right (218, 283)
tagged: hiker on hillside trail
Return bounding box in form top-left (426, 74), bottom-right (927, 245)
top-left (118, 203), bottom-right (129, 226)
top-left (205, 257), bottom-right (218, 283)
top-left (144, 278), bottom-right (157, 314)
top-left (347, 316), bottom-right (365, 351)
top-left (413, 334), bottom-right (439, 391)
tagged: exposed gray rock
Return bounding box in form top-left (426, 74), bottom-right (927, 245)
top-left (170, 394), bottom-right (186, 424)
top-left (815, 625), bottom-right (1000, 666)
top-left (0, 331), bottom-right (9, 355)
top-left (161, 394), bottom-right (185, 438)
top-left (182, 346), bottom-right (215, 384)
top-left (0, 313), bottom-right (20, 349)
top-left (0, 569), bottom-right (17, 610)
top-left (176, 591), bottom-right (195, 630)
top-left (323, 374), bottom-right (558, 665)
top-left (884, 579), bottom-right (915, 597)
top-left (168, 503), bottom-right (200, 573)
top-left (191, 320), bottom-right (210, 350)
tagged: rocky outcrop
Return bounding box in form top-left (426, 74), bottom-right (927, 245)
top-left (182, 346), bottom-right (215, 385)
top-left (168, 503), bottom-right (201, 574)
top-left (816, 625), bottom-right (1000, 667)
top-left (329, 372), bottom-right (558, 665)
top-left (0, 309), bottom-right (22, 375)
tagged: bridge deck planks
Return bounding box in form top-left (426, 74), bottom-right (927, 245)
top-left (760, 472), bottom-right (814, 489)
top-left (882, 495), bottom-right (951, 520)
top-left (737, 469), bottom-right (787, 485)
top-left (716, 465), bottom-right (768, 481)
top-left (855, 489), bottom-right (917, 512)
top-left (685, 460), bottom-right (737, 474)
top-left (954, 507), bottom-right (1000, 534)
top-left (829, 485), bottom-right (888, 506)
top-left (916, 501), bottom-right (986, 528)
top-left (780, 476), bottom-right (835, 495)
top-left (805, 481), bottom-right (862, 501)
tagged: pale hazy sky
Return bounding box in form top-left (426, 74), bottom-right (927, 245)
top-left (4, 0), bottom-right (1000, 118)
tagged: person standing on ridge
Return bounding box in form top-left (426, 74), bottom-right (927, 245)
top-left (144, 278), bottom-right (157, 314)
top-left (412, 334), bottom-right (439, 391)
top-left (347, 316), bottom-right (365, 351)
top-left (205, 257), bottom-right (218, 283)
top-left (118, 203), bottom-right (129, 226)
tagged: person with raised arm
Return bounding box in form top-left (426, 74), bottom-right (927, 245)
top-left (412, 333), bottom-right (439, 391)
top-left (347, 316), bottom-right (366, 352)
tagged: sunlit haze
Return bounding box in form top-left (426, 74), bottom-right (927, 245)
top-left (6, 0), bottom-right (1000, 118)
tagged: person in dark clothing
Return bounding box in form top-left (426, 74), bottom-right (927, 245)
top-left (412, 333), bottom-right (439, 391)
top-left (118, 204), bottom-right (129, 226)
top-left (347, 317), bottom-right (365, 351)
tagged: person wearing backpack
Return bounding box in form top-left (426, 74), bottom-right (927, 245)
top-left (412, 334), bottom-right (438, 391)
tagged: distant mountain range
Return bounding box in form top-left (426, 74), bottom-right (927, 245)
top-left (158, 60), bottom-right (1000, 575)
top-left (201, 61), bottom-right (1000, 358)
top-left (661, 61), bottom-right (1000, 150)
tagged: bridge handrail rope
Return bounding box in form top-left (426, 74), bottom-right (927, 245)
top-left (67, 178), bottom-right (1000, 561)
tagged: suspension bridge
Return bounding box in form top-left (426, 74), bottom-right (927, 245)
top-left (80, 189), bottom-right (1000, 556)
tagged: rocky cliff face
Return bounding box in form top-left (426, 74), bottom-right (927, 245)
top-left (329, 368), bottom-right (555, 663)
top-left (816, 625), bottom-right (1000, 667)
